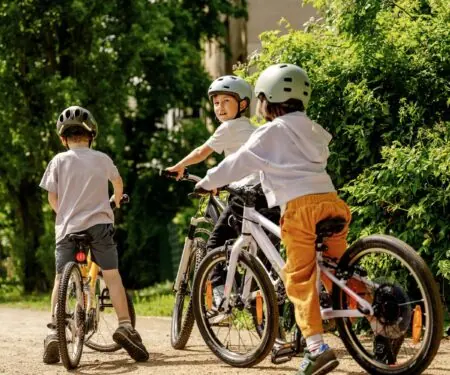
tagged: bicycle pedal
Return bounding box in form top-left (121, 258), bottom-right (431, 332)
top-left (271, 354), bottom-right (293, 364)
top-left (271, 347), bottom-right (295, 364)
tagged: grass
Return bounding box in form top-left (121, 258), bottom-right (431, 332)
top-left (0, 280), bottom-right (175, 317)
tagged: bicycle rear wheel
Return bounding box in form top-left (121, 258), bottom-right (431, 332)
top-left (57, 262), bottom-right (85, 370)
top-left (171, 237), bottom-right (206, 349)
top-left (333, 235), bottom-right (443, 375)
top-left (84, 276), bottom-right (136, 352)
top-left (192, 247), bottom-right (278, 367)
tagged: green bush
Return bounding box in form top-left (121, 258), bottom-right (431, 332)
top-left (237, 0), bottom-right (450, 291)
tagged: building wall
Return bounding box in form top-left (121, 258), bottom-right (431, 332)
top-left (204, 0), bottom-right (317, 79)
top-left (247, 0), bottom-right (317, 55)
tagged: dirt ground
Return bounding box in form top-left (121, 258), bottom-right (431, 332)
top-left (0, 307), bottom-right (448, 375)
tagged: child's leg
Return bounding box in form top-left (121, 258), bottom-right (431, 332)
top-left (88, 223), bottom-right (149, 361)
top-left (49, 274), bottom-right (61, 327)
top-left (101, 269), bottom-right (130, 323)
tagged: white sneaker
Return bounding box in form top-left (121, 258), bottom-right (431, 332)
top-left (213, 284), bottom-right (224, 307)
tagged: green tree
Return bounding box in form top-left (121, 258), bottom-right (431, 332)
top-left (237, 0), bottom-right (449, 283)
top-left (0, 0), bottom-right (246, 292)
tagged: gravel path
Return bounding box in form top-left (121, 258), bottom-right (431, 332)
top-left (0, 307), bottom-right (448, 375)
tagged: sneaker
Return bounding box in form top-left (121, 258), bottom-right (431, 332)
top-left (297, 344), bottom-right (339, 375)
top-left (374, 335), bottom-right (404, 365)
top-left (43, 334), bottom-right (60, 364)
top-left (213, 285), bottom-right (224, 307)
top-left (113, 326), bottom-right (149, 362)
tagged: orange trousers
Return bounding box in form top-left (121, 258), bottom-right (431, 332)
top-left (281, 192), bottom-right (351, 338)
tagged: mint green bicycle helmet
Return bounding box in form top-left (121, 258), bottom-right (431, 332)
top-left (254, 64), bottom-right (311, 109)
top-left (208, 75), bottom-right (252, 104)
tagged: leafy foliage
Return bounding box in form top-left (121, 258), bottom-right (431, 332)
top-left (0, 0), bottom-right (246, 291)
top-left (237, 0), bottom-right (450, 294)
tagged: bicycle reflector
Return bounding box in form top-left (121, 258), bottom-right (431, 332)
top-left (206, 280), bottom-right (213, 310)
top-left (76, 251), bottom-right (86, 263)
top-left (256, 291), bottom-right (263, 325)
top-left (412, 305), bottom-right (422, 344)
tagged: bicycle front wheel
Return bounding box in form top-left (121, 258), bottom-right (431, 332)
top-left (192, 247), bottom-right (278, 367)
top-left (57, 262), bottom-right (85, 370)
top-left (84, 276), bottom-right (136, 352)
top-left (171, 237), bottom-right (206, 349)
top-left (333, 234), bottom-right (443, 375)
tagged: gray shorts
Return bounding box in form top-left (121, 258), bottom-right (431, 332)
top-left (56, 223), bottom-right (118, 274)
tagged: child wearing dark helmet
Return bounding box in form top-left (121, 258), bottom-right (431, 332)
top-left (195, 64), bottom-right (351, 375)
top-left (40, 106), bottom-right (149, 364)
top-left (167, 76), bottom-right (279, 307)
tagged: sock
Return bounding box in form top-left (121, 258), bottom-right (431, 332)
top-left (119, 319), bottom-right (133, 330)
top-left (47, 316), bottom-right (57, 335)
top-left (306, 334), bottom-right (324, 355)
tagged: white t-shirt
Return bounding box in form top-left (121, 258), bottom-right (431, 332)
top-left (40, 148), bottom-right (120, 242)
top-left (206, 117), bottom-right (259, 187)
top-left (206, 117), bottom-right (256, 157)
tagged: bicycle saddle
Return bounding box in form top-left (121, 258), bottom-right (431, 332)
top-left (68, 233), bottom-right (93, 243)
top-left (316, 217), bottom-right (346, 238)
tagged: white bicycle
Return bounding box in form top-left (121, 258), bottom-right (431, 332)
top-left (191, 185), bottom-right (443, 374)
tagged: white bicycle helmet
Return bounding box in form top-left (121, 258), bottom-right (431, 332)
top-left (254, 64), bottom-right (311, 109)
top-left (208, 75), bottom-right (253, 103)
top-left (56, 106), bottom-right (97, 138)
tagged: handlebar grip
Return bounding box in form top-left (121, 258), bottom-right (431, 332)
top-left (160, 168), bottom-right (190, 180)
top-left (110, 194), bottom-right (130, 209)
top-left (160, 169), bottom-right (179, 179)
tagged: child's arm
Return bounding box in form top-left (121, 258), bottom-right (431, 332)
top-left (111, 175), bottom-right (124, 208)
top-left (48, 192), bottom-right (58, 213)
top-left (196, 126), bottom-right (272, 190)
top-left (167, 143), bottom-right (214, 179)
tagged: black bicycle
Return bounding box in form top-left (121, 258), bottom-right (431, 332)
top-left (161, 169), bottom-right (226, 349)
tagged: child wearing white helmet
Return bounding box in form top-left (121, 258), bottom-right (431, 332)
top-left (167, 75), bottom-right (255, 179)
top-left (195, 64), bottom-right (351, 375)
top-left (167, 75), bottom-right (279, 304)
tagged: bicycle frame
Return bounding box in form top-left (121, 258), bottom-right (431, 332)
top-left (173, 174), bottom-right (226, 292)
top-left (78, 253), bottom-right (99, 312)
top-left (221, 204), bottom-right (374, 319)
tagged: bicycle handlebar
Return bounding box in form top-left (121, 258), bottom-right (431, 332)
top-left (159, 168), bottom-right (201, 183)
top-left (109, 194), bottom-right (130, 209)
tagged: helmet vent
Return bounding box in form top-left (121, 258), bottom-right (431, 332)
top-left (303, 91), bottom-right (309, 96)
top-left (305, 81), bottom-right (310, 87)
top-left (82, 112), bottom-right (89, 121)
top-left (284, 77), bottom-right (292, 82)
top-left (59, 115), bottom-right (64, 122)
top-left (65, 110), bottom-right (71, 118)
top-left (280, 64), bottom-right (288, 68)
top-left (223, 85), bottom-right (230, 89)
top-left (74, 109), bottom-right (80, 117)
top-left (284, 88), bottom-right (292, 92)
top-left (218, 78), bottom-right (223, 81)
top-left (231, 77), bottom-right (237, 80)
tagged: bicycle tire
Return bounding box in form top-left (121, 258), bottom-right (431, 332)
top-left (84, 279), bottom-right (136, 352)
top-left (333, 234), bottom-right (443, 375)
top-left (192, 247), bottom-right (278, 367)
top-left (57, 262), bottom-right (85, 370)
top-left (171, 237), bottom-right (206, 349)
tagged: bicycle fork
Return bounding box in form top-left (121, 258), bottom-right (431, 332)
top-left (173, 217), bottom-right (208, 292)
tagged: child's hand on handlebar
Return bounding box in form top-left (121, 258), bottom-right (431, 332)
top-left (194, 184), bottom-right (218, 196)
top-left (165, 165), bottom-right (185, 180)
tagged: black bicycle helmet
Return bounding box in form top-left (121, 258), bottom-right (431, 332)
top-left (56, 106), bottom-right (98, 138)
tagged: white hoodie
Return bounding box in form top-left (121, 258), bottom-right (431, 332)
top-left (197, 112), bottom-right (336, 208)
